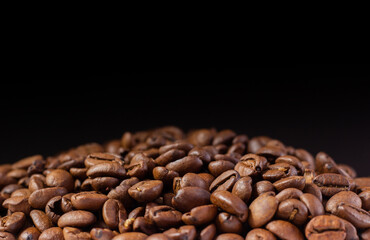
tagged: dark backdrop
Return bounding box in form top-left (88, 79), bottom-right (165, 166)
top-left (1, 65), bottom-right (369, 176)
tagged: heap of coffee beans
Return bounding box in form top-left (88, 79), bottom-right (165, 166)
top-left (0, 126), bottom-right (369, 240)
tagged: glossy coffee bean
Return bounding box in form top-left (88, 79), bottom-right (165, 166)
top-left (163, 225), bottom-right (196, 240)
top-left (215, 212), bottom-right (243, 234)
top-left (28, 187), bottom-right (68, 209)
top-left (335, 203), bottom-right (370, 228)
top-left (305, 215), bottom-right (346, 240)
top-left (58, 210), bottom-right (96, 228)
top-left (231, 176), bottom-right (252, 203)
top-left (112, 232), bottom-right (148, 240)
top-left (165, 156), bottom-right (203, 176)
top-left (71, 191), bottom-right (108, 211)
top-left (128, 180), bottom-right (163, 202)
top-left (63, 227), bottom-right (91, 240)
top-left (0, 232), bottom-right (16, 240)
top-left (248, 192), bottom-right (278, 228)
top-left (266, 220), bottom-right (304, 240)
top-left (102, 199), bottom-right (127, 229)
top-left (91, 228), bottom-right (117, 240)
top-left (245, 228), bottom-right (276, 240)
top-left (18, 227), bottom-right (40, 240)
top-left (275, 198), bottom-right (308, 225)
top-left (325, 191), bottom-right (362, 214)
top-left (273, 176), bottom-right (305, 192)
top-left (313, 173), bottom-right (350, 197)
top-left (275, 188), bottom-right (303, 202)
top-left (148, 205), bottom-right (183, 229)
top-left (30, 209), bottom-right (53, 232)
top-left (299, 193), bottom-right (325, 217)
top-left (215, 233), bottom-right (244, 240)
top-left (200, 223), bottom-right (217, 240)
top-left (0, 211), bottom-right (26, 233)
top-left (39, 227), bottom-right (64, 240)
top-left (172, 186), bottom-right (210, 212)
top-left (210, 190), bottom-right (248, 222)
top-left (46, 169), bottom-right (74, 192)
top-left (181, 204), bottom-right (218, 226)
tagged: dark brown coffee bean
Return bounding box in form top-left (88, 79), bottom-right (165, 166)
top-left (335, 203), bottom-right (370, 228)
top-left (163, 225), bottom-right (196, 240)
top-left (172, 186), bottom-right (210, 213)
top-left (354, 177), bottom-right (370, 189)
top-left (180, 172), bottom-right (208, 190)
top-left (133, 216), bottom-right (157, 235)
top-left (266, 220), bottom-right (304, 240)
top-left (340, 218), bottom-right (359, 240)
top-left (212, 130), bottom-right (236, 146)
top-left (215, 212), bottom-right (243, 234)
top-left (181, 204), bottom-right (218, 226)
top-left (210, 170), bottom-right (240, 192)
top-left (28, 187), bottom-right (68, 209)
top-left (108, 177), bottom-right (139, 207)
top-left (276, 198), bottom-right (308, 225)
top-left (84, 152), bottom-right (122, 168)
top-left (58, 210), bottom-right (96, 228)
top-left (128, 206), bottom-right (145, 219)
top-left (273, 176), bottom-right (305, 192)
top-left (112, 232), bottom-right (148, 240)
top-left (303, 183), bottom-right (323, 202)
top-left (215, 233), bottom-right (244, 240)
top-left (361, 228), bottom-right (370, 240)
top-left (299, 193), bottom-right (325, 217)
top-left (210, 190), bottom-right (248, 222)
top-left (256, 146), bottom-right (286, 162)
top-left (359, 190), bottom-right (370, 211)
top-left (12, 155), bottom-right (43, 169)
top-left (91, 177), bottom-right (120, 192)
top-left (28, 174), bottom-right (46, 192)
top-left (248, 192), bottom-right (278, 228)
top-left (305, 215), bottom-right (346, 240)
top-left (30, 209), bottom-right (52, 232)
top-left (199, 223), bottom-right (216, 240)
top-left (209, 160), bottom-right (235, 177)
top-left (159, 142), bottom-right (194, 155)
top-left (63, 227), bottom-right (92, 240)
top-left (294, 148), bottom-right (315, 170)
top-left (148, 205), bottom-right (182, 229)
top-left (235, 154), bottom-right (267, 177)
top-left (71, 191), bottom-right (108, 211)
top-left (313, 173), bottom-right (350, 197)
top-left (87, 162), bottom-right (126, 178)
top-left (215, 154), bottom-right (240, 165)
top-left (102, 199), bottom-right (127, 229)
top-left (253, 180), bottom-right (275, 197)
top-left (231, 176), bottom-right (252, 203)
top-left (2, 196), bottom-right (30, 214)
top-left (0, 211), bottom-right (26, 233)
top-left (155, 149), bottom-right (186, 166)
top-left (45, 196), bottom-right (64, 224)
top-left (276, 155), bottom-right (305, 174)
top-left (90, 228), bottom-right (117, 240)
top-left (10, 188), bottom-right (31, 198)
top-left (46, 169), bottom-right (74, 192)
top-left (0, 232), bottom-right (16, 240)
top-left (326, 191), bottom-right (362, 214)
top-left (245, 228), bottom-right (276, 240)
top-left (276, 188), bottom-right (303, 202)
top-left (315, 152), bottom-right (341, 174)
top-left (188, 147), bottom-right (212, 164)
top-left (17, 227), bottom-right (40, 240)
top-left (128, 180), bottom-right (163, 202)
top-left (6, 169), bottom-right (27, 179)
top-left (146, 233), bottom-right (171, 240)
top-left (166, 156), bottom-right (203, 176)
top-left (1, 184), bottom-right (23, 197)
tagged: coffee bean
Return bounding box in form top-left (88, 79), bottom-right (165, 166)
top-left (128, 180), bottom-right (163, 202)
top-left (112, 232), bottom-right (148, 240)
top-left (87, 162), bottom-right (126, 178)
top-left (71, 191), bottom-right (109, 211)
top-left (28, 187), bottom-right (67, 209)
top-left (326, 191), bottom-right (362, 214)
top-left (39, 227), bottom-right (64, 240)
top-left (275, 198), bottom-right (308, 225)
top-left (273, 176), bottom-right (305, 192)
top-left (215, 233), bottom-right (244, 240)
top-left (335, 203), bottom-right (370, 228)
top-left (2, 196), bottom-right (30, 214)
top-left (210, 170), bottom-right (240, 192)
top-left (209, 160), bottom-right (235, 177)
top-left (359, 190), bottom-right (370, 211)
top-left (172, 186), bottom-right (210, 212)
top-left (90, 228), bottom-right (117, 240)
top-left (313, 173), bottom-right (351, 197)
top-left (305, 215), bottom-right (346, 240)
top-left (299, 193), bottom-right (325, 217)
top-left (46, 169), bottom-right (74, 192)
top-left (215, 212), bottom-right (243, 234)
top-left (155, 149), bottom-right (186, 166)
top-left (231, 176), bottom-right (252, 203)
top-left (248, 193), bottom-right (278, 228)
top-left (102, 199), bottom-right (127, 229)
top-left (211, 190), bottom-right (248, 222)
top-left (30, 209), bottom-right (53, 232)
top-left (276, 188), bottom-right (303, 202)
top-left (165, 156), bottom-right (203, 176)
top-left (146, 233), bottom-right (171, 240)
top-left (182, 204), bottom-right (218, 226)
top-left (245, 228), bottom-right (276, 240)
top-left (266, 220), bottom-right (304, 240)
top-left (18, 227), bottom-right (40, 240)
top-left (163, 225), bottom-right (196, 240)
top-left (58, 210), bottom-right (96, 228)
top-left (148, 205), bottom-right (182, 229)
top-left (63, 227), bottom-right (91, 240)
top-left (0, 211), bottom-right (26, 233)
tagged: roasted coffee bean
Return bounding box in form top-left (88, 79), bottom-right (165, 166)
top-left (305, 215), bottom-right (346, 240)
top-left (215, 233), bottom-right (244, 240)
top-left (335, 203), bottom-right (370, 228)
top-left (13, 155), bottom-right (43, 170)
top-left (273, 176), bottom-right (305, 192)
top-left (248, 192), bottom-right (278, 228)
top-left (91, 177), bottom-right (120, 192)
top-left (58, 210), bottom-right (96, 228)
top-left (46, 169), bottom-right (74, 192)
top-left (276, 198), bottom-right (308, 225)
top-left (108, 177), bottom-right (139, 207)
top-left (325, 191), bottom-right (362, 214)
top-left (199, 223), bottom-right (217, 240)
top-left (0, 232), bottom-right (16, 240)
top-left (45, 196), bottom-right (64, 224)
top-left (275, 188), bottom-right (303, 202)
top-left (63, 227), bottom-right (92, 240)
top-left (253, 180), bottom-right (275, 197)
top-left (148, 205), bottom-right (182, 229)
top-left (163, 225), bottom-right (196, 240)
top-left (211, 190), bottom-right (248, 222)
top-left (84, 152), bottom-right (122, 168)
top-left (155, 149), bottom-right (186, 166)
top-left (159, 142), bottom-right (193, 155)
top-left (112, 232), bottom-right (148, 240)
top-left (0, 211), bottom-right (26, 233)
top-left (235, 154), bottom-right (267, 178)
top-left (188, 147), bottom-right (212, 164)
top-left (146, 233), bottom-right (171, 240)
top-left (209, 160), bottom-right (235, 177)
top-left (28, 174), bottom-right (46, 192)
top-left (179, 172), bottom-right (208, 190)
top-left (248, 136), bottom-right (271, 153)
top-left (91, 228), bottom-right (117, 240)
top-left (28, 187), bottom-right (68, 209)
top-left (172, 186), bottom-right (210, 212)
top-left (30, 209), bottom-right (53, 232)
top-left (256, 146), bottom-right (286, 162)
top-left (266, 220), bottom-right (304, 240)
top-left (166, 156), bottom-right (203, 176)
top-left (182, 204), bottom-right (218, 226)
top-left (2, 196), bottom-right (30, 214)
top-left (231, 176), bottom-right (252, 203)
top-left (153, 167), bottom-right (179, 188)
top-left (340, 218), bottom-right (359, 240)
top-left (210, 170), bottom-right (240, 192)
top-left (303, 183), bottom-right (322, 202)
top-left (313, 173), bottom-right (350, 197)
top-left (10, 188), bottom-right (31, 198)
top-left (215, 212), bottom-right (243, 234)
top-left (71, 191), bottom-right (108, 211)
top-left (128, 180), bottom-right (163, 202)
top-left (299, 193), bottom-right (325, 217)
top-left (102, 199), bottom-right (127, 229)
top-left (87, 162), bottom-right (126, 178)
top-left (133, 216), bottom-right (157, 235)
top-left (17, 227), bottom-right (40, 240)
top-left (359, 190), bottom-right (370, 211)
top-left (245, 228), bottom-right (276, 240)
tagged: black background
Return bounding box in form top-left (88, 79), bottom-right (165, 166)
top-left (1, 65), bottom-right (369, 176)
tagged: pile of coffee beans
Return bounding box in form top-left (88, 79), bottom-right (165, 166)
top-left (0, 126), bottom-right (369, 240)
